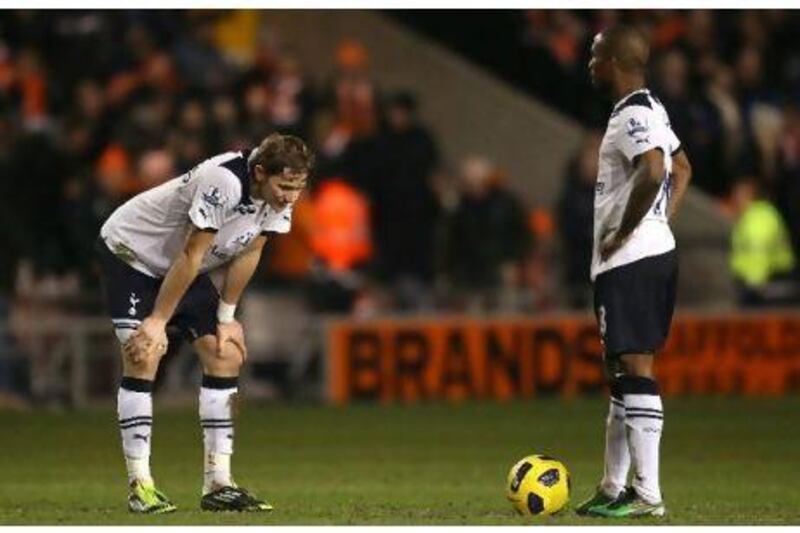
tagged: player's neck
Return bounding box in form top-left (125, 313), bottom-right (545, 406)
top-left (612, 77), bottom-right (646, 104)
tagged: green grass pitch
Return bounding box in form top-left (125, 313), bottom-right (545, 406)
top-left (1, 396), bottom-right (798, 524)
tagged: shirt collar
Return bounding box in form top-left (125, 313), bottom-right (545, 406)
top-left (612, 87), bottom-right (649, 113)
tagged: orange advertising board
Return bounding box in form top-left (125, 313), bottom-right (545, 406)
top-left (326, 313), bottom-right (800, 403)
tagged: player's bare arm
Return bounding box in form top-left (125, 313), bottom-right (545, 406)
top-left (216, 234), bottom-right (270, 361)
top-left (127, 227), bottom-right (216, 362)
top-left (600, 148), bottom-right (665, 261)
top-left (667, 149), bottom-right (692, 220)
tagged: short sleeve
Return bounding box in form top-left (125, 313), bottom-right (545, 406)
top-left (612, 106), bottom-right (667, 164)
top-left (667, 124), bottom-right (682, 155)
top-left (188, 166), bottom-right (241, 231)
top-left (261, 205), bottom-right (293, 235)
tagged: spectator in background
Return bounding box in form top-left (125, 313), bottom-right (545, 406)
top-left (706, 64), bottom-right (745, 190)
top-left (209, 93), bottom-right (245, 150)
top-left (266, 55), bottom-right (315, 139)
top-left (64, 79), bottom-right (110, 168)
top-left (331, 39), bottom-right (378, 139)
top-left (13, 48), bottom-right (50, 132)
top-left (106, 24), bottom-right (179, 108)
top-left (654, 49), bottom-right (729, 196)
top-left (305, 179), bottom-right (374, 313)
top-left (445, 156), bottom-right (531, 309)
top-left (137, 148), bottom-right (175, 189)
top-left (776, 102), bottom-right (800, 262)
top-left (170, 97), bottom-right (211, 170)
top-left (734, 46), bottom-right (779, 180)
top-left (113, 92), bottom-right (173, 160)
top-left (557, 131), bottom-right (600, 309)
top-left (729, 177), bottom-right (797, 307)
top-left (242, 81), bottom-right (271, 142)
top-left (315, 39), bottom-right (379, 178)
top-left (172, 13), bottom-right (233, 93)
top-left (366, 91), bottom-right (440, 293)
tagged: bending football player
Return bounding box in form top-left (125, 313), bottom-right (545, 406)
top-left (96, 133), bottom-right (314, 513)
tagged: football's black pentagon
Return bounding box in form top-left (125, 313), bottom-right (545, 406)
top-left (527, 492), bottom-right (545, 515)
top-left (536, 454), bottom-right (557, 462)
top-left (538, 468), bottom-right (560, 488)
top-left (567, 473), bottom-right (572, 492)
top-left (510, 462), bottom-right (532, 493)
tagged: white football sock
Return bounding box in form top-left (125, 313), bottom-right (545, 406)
top-left (199, 375), bottom-right (238, 494)
top-left (600, 387), bottom-right (630, 497)
top-left (118, 377), bottom-right (154, 485)
top-left (622, 377), bottom-right (664, 504)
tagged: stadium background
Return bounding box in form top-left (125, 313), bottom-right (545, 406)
top-left (0, 9), bottom-right (799, 525)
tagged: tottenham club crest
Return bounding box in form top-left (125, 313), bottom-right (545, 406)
top-left (128, 292), bottom-right (140, 317)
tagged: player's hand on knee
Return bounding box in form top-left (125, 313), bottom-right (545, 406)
top-left (122, 333), bottom-right (145, 363)
top-left (126, 317), bottom-right (168, 363)
top-left (217, 320), bottom-right (247, 364)
top-left (124, 334), bottom-right (165, 364)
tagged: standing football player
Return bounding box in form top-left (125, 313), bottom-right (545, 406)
top-left (96, 133), bottom-right (314, 513)
top-left (574, 25), bottom-right (692, 518)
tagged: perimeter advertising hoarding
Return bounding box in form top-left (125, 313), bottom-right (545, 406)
top-left (327, 313), bottom-right (800, 403)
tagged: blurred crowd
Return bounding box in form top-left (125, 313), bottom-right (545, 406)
top-left (391, 9), bottom-right (800, 306)
top-left (521, 11), bottom-right (800, 307)
top-left (1, 10), bottom-right (798, 320)
top-left (0, 11), bottom-right (543, 325)
top-left (518, 11), bottom-right (800, 200)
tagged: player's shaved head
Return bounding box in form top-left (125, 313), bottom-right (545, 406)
top-left (589, 24), bottom-right (650, 93)
top-left (600, 25), bottom-right (650, 73)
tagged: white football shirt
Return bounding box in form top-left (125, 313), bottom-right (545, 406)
top-left (591, 88), bottom-right (682, 281)
top-left (100, 149), bottom-right (292, 278)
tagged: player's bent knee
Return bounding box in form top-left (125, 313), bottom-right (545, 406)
top-left (619, 353), bottom-right (655, 378)
top-left (195, 335), bottom-right (243, 374)
top-left (194, 334), bottom-right (217, 357)
top-left (220, 341), bottom-right (244, 364)
top-left (215, 342), bottom-right (244, 374)
top-left (119, 348), bottom-right (160, 378)
top-left (116, 327), bottom-right (164, 376)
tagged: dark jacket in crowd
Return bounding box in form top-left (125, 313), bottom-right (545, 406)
top-left (447, 185), bottom-right (531, 289)
top-left (352, 124), bottom-right (440, 284)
